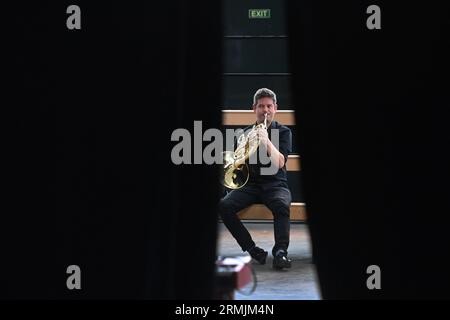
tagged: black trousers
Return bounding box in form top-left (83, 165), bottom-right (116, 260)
top-left (218, 181), bottom-right (291, 256)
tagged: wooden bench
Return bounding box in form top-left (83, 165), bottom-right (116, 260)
top-left (222, 109), bottom-right (296, 126)
top-left (237, 202), bottom-right (306, 222)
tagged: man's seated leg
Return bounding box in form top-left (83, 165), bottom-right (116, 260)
top-left (262, 185), bottom-right (292, 269)
top-left (218, 184), bottom-right (268, 264)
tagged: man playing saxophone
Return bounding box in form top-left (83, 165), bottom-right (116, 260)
top-left (219, 88), bottom-right (293, 270)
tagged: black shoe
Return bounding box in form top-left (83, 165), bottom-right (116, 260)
top-left (248, 246), bottom-right (268, 265)
top-left (273, 251), bottom-right (292, 270)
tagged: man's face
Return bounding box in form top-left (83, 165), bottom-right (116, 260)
top-left (253, 96), bottom-right (277, 124)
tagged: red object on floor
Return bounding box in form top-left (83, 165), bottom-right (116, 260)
top-left (215, 256), bottom-right (253, 299)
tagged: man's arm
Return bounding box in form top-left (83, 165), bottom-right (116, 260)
top-left (266, 138), bottom-right (285, 168)
top-left (258, 127), bottom-right (292, 169)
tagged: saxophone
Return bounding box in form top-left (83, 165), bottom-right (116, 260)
top-left (222, 113), bottom-right (268, 189)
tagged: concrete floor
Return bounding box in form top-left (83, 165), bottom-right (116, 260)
top-left (217, 222), bottom-right (322, 300)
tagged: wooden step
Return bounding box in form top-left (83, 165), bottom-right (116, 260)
top-left (222, 109), bottom-right (296, 126)
top-left (286, 154), bottom-right (300, 171)
top-left (237, 202), bottom-right (306, 221)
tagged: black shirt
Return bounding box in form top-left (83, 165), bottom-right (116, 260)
top-left (239, 120), bottom-right (292, 185)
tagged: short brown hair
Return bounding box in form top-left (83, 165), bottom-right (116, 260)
top-left (253, 88), bottom-right (277, 105)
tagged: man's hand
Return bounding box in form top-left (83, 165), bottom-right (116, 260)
top-left (256, 128), bottom-right (285, 169)
top-left (257, 128), bottom-right (269, 147)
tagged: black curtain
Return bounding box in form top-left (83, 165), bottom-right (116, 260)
top-left (7, 1), bottom-right (222, 299)
top-left (8, 0), bottom-right (450, 301)
top-left (287, 1), bottom-right (450, 298)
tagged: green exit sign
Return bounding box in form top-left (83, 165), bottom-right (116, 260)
top-left (248, 9), bottom-right (271, 19)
